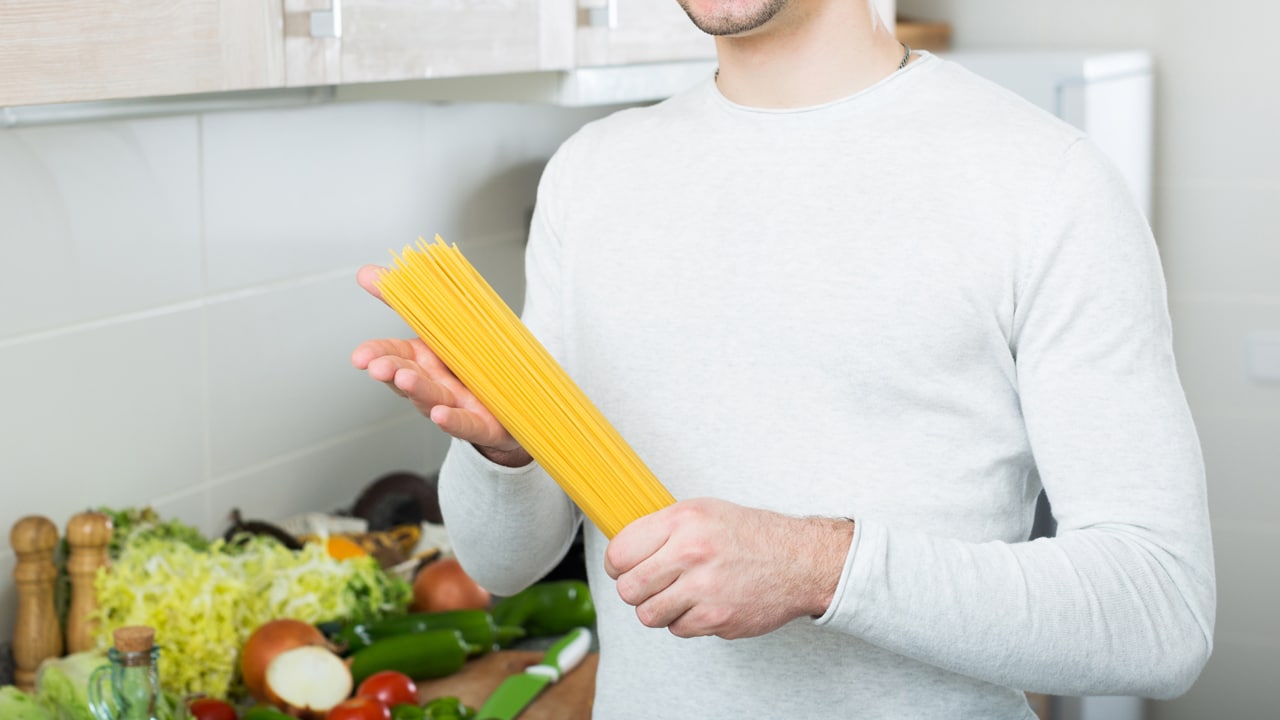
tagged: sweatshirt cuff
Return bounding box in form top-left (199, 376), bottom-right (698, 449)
top-left (812, 516), bottom-right (885, 632)
top-left (450, 436), bottom-right (540, 476)
top-left (439, 437), bottom-right (552, 516)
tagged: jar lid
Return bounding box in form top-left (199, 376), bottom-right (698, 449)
top-left (113, 626), bottom-right (155, 653)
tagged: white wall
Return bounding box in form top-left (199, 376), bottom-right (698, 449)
top-left (0, 98), bottom-right (621, 644)
top-left (899, 1), bottom-right (1280, 718)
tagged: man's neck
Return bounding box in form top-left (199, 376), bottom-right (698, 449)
top-left (712, 1), bottom-right (905, 109)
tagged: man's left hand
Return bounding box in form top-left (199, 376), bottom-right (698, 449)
top-left (604, 498), bottom-right (854, 639)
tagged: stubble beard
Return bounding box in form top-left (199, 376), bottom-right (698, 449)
top-left (676, 0), bottom-right (791, 36)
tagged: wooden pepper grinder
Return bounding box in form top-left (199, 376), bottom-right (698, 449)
top-left (11, 515), bottom-right (63, 692)
top-left (66, 511), bottom-right (113, 654)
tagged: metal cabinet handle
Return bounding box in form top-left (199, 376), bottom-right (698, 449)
top-left (310, 0), bottom-right (342, 38)
top-left (578, 0), bottom-right (617, 29)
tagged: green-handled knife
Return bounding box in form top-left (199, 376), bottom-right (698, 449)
top-left (476, 626), bottom-right (593, 720)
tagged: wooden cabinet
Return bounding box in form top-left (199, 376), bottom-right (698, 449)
top-left (573, 0), bottom-right (896, 68)
top-left (573, 0), bottom-right (897, 68)
top-left (0, 0), bottom-right (283, 107)
top-left (0, 0), bottom-right (898, 110)
top-left (575, 0), bottom-right (714, 67)
top-left (283, 0), bottom-right (574, 88)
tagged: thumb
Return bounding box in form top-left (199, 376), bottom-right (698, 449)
top-left (357, 264), bottom-right (387, 303)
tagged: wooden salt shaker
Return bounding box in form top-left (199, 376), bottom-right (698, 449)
top-left (66, 511), bottom-right (113, 653)
top-left (11, 515), bottom-right (63, 692)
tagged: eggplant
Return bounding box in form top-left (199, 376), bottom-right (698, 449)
top-left (351, 471), bottom-right (442, 529)
top-left (222, 508), bottom-right (302, 550)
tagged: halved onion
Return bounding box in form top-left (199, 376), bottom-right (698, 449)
top-left (240, 618), bottom-right (330, 702)
top-left (264, 645), bottom-right (354, 718)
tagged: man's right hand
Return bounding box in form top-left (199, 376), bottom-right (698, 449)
top-left (352, 265), bottom-right (532, 468)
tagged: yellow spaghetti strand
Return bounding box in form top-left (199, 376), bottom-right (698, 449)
top-left (375, 235), bottom-right (676, 538)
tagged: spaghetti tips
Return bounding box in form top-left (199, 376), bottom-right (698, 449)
top-left (375, 235), bottom-right (676, 538)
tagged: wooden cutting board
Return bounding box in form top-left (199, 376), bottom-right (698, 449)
top-left (416, 650), bottom-right (597, 719)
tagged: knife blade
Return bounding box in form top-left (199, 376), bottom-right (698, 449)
top-left (476, 626), bottom-right (593, 720)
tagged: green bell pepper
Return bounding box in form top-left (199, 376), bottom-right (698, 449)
top-left (335, 609), bottom-right (524, 655)
top-left (490, 580), bottom-right (596, 638)
top-left (422, 696), bottom-right (477, 719)
top-left (390, 703), bottom-right (427, 720)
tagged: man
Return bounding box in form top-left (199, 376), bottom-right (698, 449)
top-left (353, 1), bottom-right (1215, 716)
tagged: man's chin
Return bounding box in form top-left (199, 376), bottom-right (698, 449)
top-left (676, 0), bottom-right (790, 37)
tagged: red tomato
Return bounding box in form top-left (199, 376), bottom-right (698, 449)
top-left (355, 670), bottom-right (418, 708)
top-left (187, 697), bottom-right (238, 720)
top-left (327, 696), bottom-right (391, 720)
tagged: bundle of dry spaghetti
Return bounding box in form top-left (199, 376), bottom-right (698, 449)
top-left (375, 235), bottom-right (675, 538)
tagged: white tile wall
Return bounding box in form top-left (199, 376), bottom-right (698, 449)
top-left (1151, 638), bottom-right (1279, 720)
top-left (203, 273), bottom-right (412, 476)
top-left (0, 96), bottom-right (621, 645)
top-left (0, 117), bottom-right (203, 337)
top-left (1211, 526), bottom-right (1280, 642)
top-left (0, 550), bottom-right (13, 665)
top-left (1159, 183), bottom-right (1280, 299)
top-left (1196, 415), bottom-right (1280, 529)
top-left (0, 310), bottom-right (207, 541)
top-left (207, 416), bottom-right (449, 539)
top-left (1169, 300), bottom-right (1280, 420)
top-left (202, 103), bottom-right (434, 293)
top-left (151, 486), bottom-right (213, 540)
top-left (1147, 2), bottom-right (1280, 186)
top-left (896, 0), bottom-right (1162, 51)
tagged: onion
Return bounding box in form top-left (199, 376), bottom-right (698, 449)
top-left (263, 645), bottom-right (353, 718)
top-left (412, 557), bottom-right (491, 613)
top-left (240, 618), bottom-right (329, 702)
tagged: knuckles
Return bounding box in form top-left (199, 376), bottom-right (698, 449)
top-left (635, 601), bottom-right (667, 629)
top-left (614, 571), bottom-right (646, 606)
top-left (602, 543), bottom-right (630, 579)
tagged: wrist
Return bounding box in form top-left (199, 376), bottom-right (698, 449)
top-left (475, 443), bottom-right (533, 468)
top-left (799, 515), bottom-right (855, 618)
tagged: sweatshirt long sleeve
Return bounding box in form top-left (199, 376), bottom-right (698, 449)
top-left (436, 53), bottom-right (1215, 719)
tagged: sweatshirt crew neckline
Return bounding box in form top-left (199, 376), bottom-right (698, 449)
top-left (706, 50), bottom-right (938, 116)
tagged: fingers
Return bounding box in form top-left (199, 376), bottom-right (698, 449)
top-left (354, 348), bottom-right (511, 450)
top-left (378, 359), bottom-right (459, 411)
top-left (429, 405), bottom-right (503, 449)
top-left (356, 264), bottom-right (387, 302)
top-left (351, 338), bottom-right (416, 370)
top-left (637, 595), bottom-right (694, 634)
top-left (604, 510), bottom-right (674, 580)
top-left (606, 510), bottom-right (689, 632)
top-left (604, 500), bottom-right (802, 640)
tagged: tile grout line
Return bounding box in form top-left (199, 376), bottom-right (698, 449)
top-left (197, 111), bottom-right (214, 533)
top-left (180, 412), bottom-right (425, 497)
top-left (0, 228), bottom-right (529, 352)
top-left (0, 267), bottom-right (358, 350)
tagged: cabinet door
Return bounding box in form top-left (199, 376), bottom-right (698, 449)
top-left (575, 0), bottom-right (714, 67)
top-left (284, 0), bottom-right (573, 88)
top-left (0, 0), bottom-right (283, 107)
top-left (574, 0), bottom-right (896, 69)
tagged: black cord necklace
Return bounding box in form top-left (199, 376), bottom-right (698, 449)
top-left (715, 41), bottom-right (914, 82)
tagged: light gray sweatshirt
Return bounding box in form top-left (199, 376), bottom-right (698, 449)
top-left (438, 53), bottom-right (1215, 719)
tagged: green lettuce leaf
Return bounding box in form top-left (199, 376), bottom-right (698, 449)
top-left (0, 685), bottom-right (54, 720)
top-left (34, 650), bottom-right (108, 720)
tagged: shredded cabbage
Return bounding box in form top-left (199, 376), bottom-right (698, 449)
top-left (96, 506), bottom-right (210, 558)
top-left (94, 534), bottom-right (410, 701)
